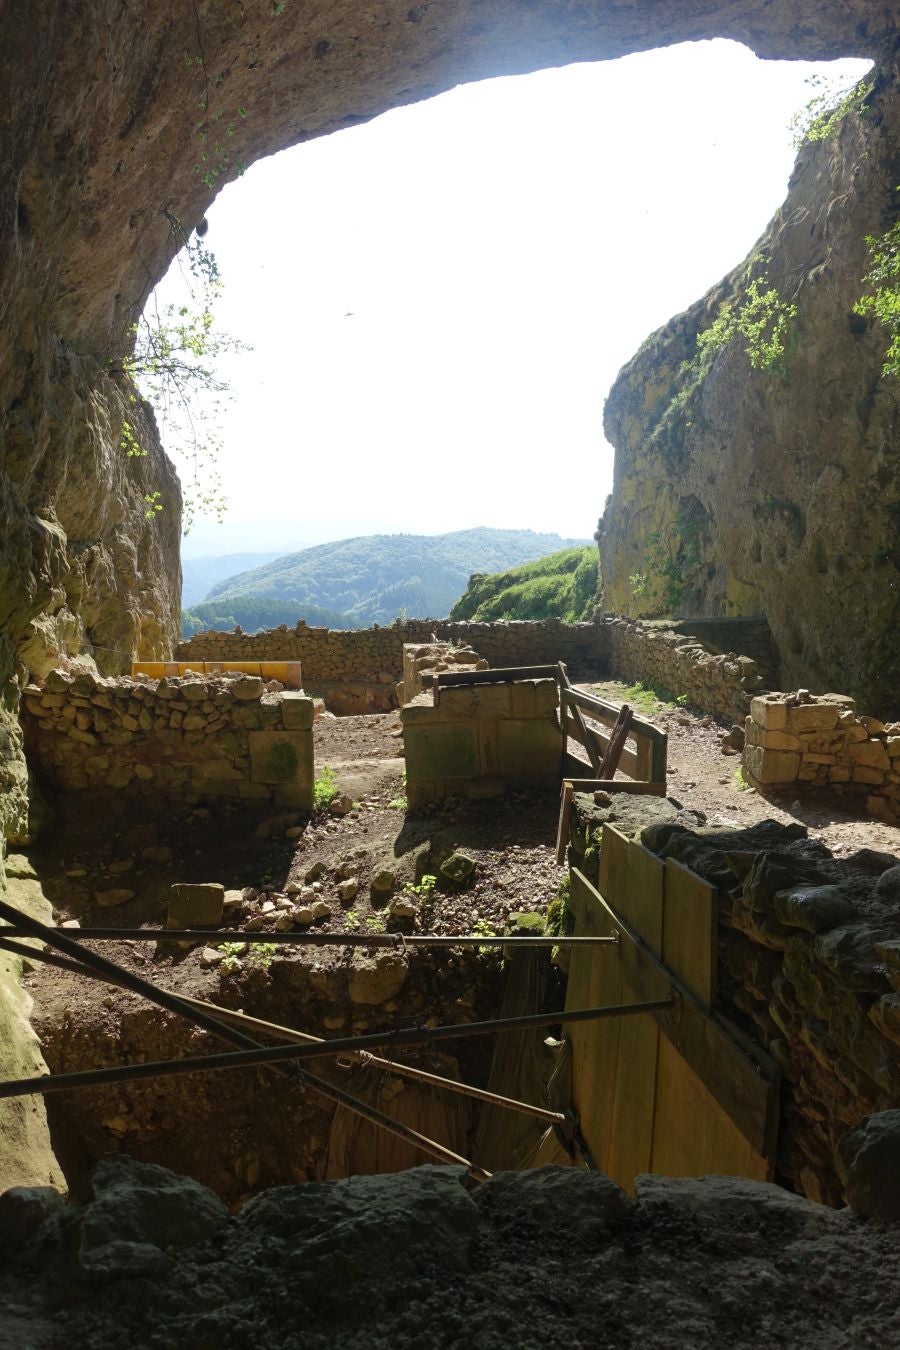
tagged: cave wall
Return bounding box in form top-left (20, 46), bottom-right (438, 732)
top-left (0, 1), bottom-right (897, 1181)
top-left (600, 59), bottom-right (900, 716)
top-left (2, 2), bottom-right (895, 842)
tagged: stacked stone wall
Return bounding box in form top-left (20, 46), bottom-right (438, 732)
top-left (744, 692), bottom-right (900, 825)
top-left (175, 614), bottom-right (775, 725)
top-left (22, 669), bottom-right (314, 813)
top-left (597, 615), bottom-right (765, 723)
top-left (401, 678), bottom-right (563, 807)
top-left (175, 618), bottom-right (601, 707)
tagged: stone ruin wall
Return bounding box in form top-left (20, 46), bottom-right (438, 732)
top-left (175, 615), bottom-right (763, 723)
top-left (568, 807), bottom-right (900, 1205)
top-left (597, 615), bottom-right (767, 723)
top-left (744, 692), bottom-right (900, 826)
top-left (401, 677), bottom-right (563, 808)
top-left (21, 669), bottom-right (315, 821)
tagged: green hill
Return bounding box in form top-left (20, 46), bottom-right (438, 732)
top-left (189, 528), bottom-right (591, 633)
top-left (448, 546), bottom-right (598, 622)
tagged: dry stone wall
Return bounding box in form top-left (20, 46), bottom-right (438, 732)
top-left (598, 615), bottom-right (765, 722)
top-left (744, 692), bottom-right (900, 825)
top-left (176, 614), bottom-right (767, 724)
top-left (22, 669), bottom-right (314, 814)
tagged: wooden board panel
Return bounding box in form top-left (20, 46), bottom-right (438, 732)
top-left (566, 880), bottom-right (623, 1173)
top-left (651, 1037), bottom-right (770, 1180)
top-left (605, 840), bottom-right (664, 1189)
top-left (571, 869), bottom-right (778, 1159)
top-left (662, 858), bottom-right (717, 1007)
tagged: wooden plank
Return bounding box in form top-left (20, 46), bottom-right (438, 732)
top-left (566, 875), bottom-right (624, 1174)
top-left (571, 867), bottom-right (778, 1158)
top-left (564, 712), bottom-right (641, 780)
top-left (650, 855), bottom-right (769, 1178)
top-left (650, 733), bottom-right (668, 785)
top-left (598, 704), bottom-right (634, 778)
top-left (605, 840), bottom-right (664, 1188)
top-left (555, 780), bottom-right (574, 865)
top-left (651, 1038), bottom-right (771, 1181)
top-left (663, 858), bottom-right (717, 1006)
top-left (564, 687), bottom-right (667, 745)
top-left (559, 669), bottom-right (602, 776)
top-left (435, 665), bottom-right (560, 689)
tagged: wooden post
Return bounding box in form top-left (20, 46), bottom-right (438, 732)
top-left (556, 779), bottom-right (574, 864)
top-left (598, 704), bottom-right (633, 778)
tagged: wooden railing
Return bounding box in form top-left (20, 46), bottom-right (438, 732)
top-left (558, 674), bottom-right (667, 786)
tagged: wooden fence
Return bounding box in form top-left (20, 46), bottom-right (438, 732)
top-left (559, 681), bottom-right (667, 785)
top-left (566, 824), bottom-right (779, 1191)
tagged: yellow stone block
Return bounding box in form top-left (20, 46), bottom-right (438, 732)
top-left (853, 765), bottom-right (886, 785)
top-left (849, 740), bottom-right (891, 770)
top-left (750, 697), bottom-right (787, 731)
top-left (787, 704), bottom-right (840, 733)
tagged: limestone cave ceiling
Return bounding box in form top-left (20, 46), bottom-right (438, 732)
top-left (1, 0), bottom-right (898, 715)
top-left (2, 1), bottom-right (893, 345)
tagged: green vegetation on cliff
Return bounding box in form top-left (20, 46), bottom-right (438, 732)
top-left (449, 547), bottom-right (598, 622)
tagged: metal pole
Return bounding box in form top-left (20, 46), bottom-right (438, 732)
top-left (0, 926), bottom-right (617, 949)
top-left (0, 937), bottom-right (564, 1126)
top-left (0, 999), bottom-right (672, 1099)
top-left (0, 899), bottom-right (490, 1179)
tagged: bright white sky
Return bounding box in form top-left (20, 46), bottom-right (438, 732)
top-left (166, 39), bottom-right (870, 560)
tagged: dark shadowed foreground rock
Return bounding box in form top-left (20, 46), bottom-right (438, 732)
top-left (0, 1160), bottom-right (897, 1349)
top-left (838, 1110), bottom-right (900, 1221)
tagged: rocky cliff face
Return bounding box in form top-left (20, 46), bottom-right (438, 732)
top-left (600, 59), bottom-right (900, 716)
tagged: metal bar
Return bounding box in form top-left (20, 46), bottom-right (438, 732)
top-left (176, 998), bottom-right (566, 1124)
top-left (0, 937), bottom-right (562, 1126)
top-left (0, 898), bottom-right (490, 1179)
top-left (0, 1000), bottom-right (673, 1100)
top-left (0, 927), bottom-right (618, 948)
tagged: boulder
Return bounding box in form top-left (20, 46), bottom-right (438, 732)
top-left (838, 1111), bottom-right (900, 1221)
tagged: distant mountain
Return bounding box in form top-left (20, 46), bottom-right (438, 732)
top-left (181, 551), bottom-right (287, 607)
top-left (189, 528), bottom-right (591, 632)
top-left (449, 546), bottom-right (598, 622)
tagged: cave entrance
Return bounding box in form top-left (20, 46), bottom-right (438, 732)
top-left (170, 41), bottom-right (871, 631)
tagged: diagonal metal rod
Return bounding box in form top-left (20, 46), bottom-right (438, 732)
top-left (0, 999), bottom-right (672, 1099)
top-left (0, 936), bottom-right (564, 1126)
top-left (0, 926), bottom-right (617, 949)
top-left (0, 899), bottom-right (490, 1180)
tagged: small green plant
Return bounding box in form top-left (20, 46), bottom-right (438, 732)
top-left (346, 910), bottom-right (360, 931)
top-left (697, 271), bottom-right (796, 373)
top-left (629, 571), bottom-right (650, 600)
top-left (546, 875), bottom-right (571, 937)
top-left (247, 942), bottom-right (277, 971)
top-left (790, 73), bottom-right (874, 148)
top-left (388, 771), bottom-right (408, 811)
top-left (313, 765), bottom-right (338, 811)
top-left (855, 204), bottom-right (900, 380)
top-left (365, 914), bottom-right (386, 934)
top-left (403, 874), bottom-right (437, 901)
top-left (219, 941), bottom-right (244, 959)
top-left (733, 765), bottom-right (751, 792)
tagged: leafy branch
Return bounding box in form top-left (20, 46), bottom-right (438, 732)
top-left (116, 222), bottom-right (248, 531)
top-left (854, 207), bottom-right (900, 379)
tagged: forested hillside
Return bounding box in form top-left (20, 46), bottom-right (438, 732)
top-left (448, 546), bottom-right (598, 622)
top-left (183, 529), bottom-right (590, 633)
